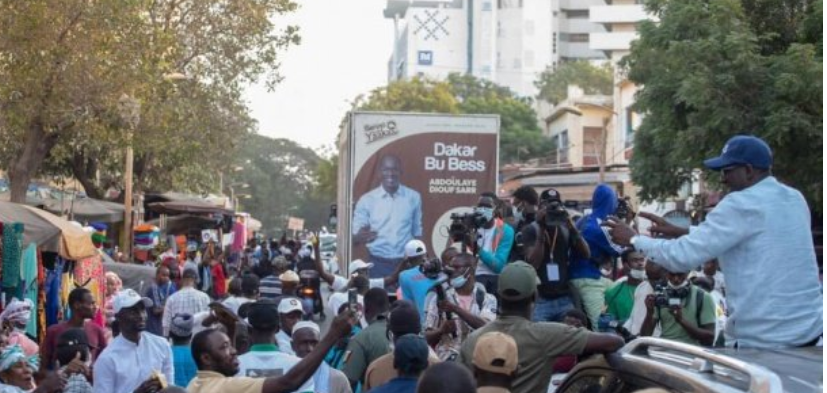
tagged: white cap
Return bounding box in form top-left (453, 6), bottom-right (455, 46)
top-left (278, 298), bottom-right (303, 315)
top-left (348, 259), bottom-right (374, 275)
top-left (404, 239), bottom-right (427, 258)
top-left (279, 270), bottom-right (300, 283)
top-left (292, 320), bottom-right (320, 336)
top-left (112, 289), bottom-right (153, 314)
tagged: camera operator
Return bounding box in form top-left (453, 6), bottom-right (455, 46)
top-left (423, 252), bottom-right (497, 361)
top-left (508, 186), bottom-right (540, 262)
top-left (523, 189), bottom-right (590, 322)
top-left (471, 193), bottom-right (515, 295)
top-left (399, 240), bottom-right (440, 323)
top-left (640, 268), bottom-right (716, 346)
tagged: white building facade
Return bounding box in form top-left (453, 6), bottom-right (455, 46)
top-left (384, 0), bottom-right (607, 98)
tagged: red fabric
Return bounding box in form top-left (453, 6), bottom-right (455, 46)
top-left (211, 264), bottom-right (227, 297)
top-left (41, 321), bottom-right (108, 370)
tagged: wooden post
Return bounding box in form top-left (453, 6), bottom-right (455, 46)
top-left (123, 138), bottom-right (133, 261)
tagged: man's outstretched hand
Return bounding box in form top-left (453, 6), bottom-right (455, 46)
top-left (602, 217), bottom-right (637, 247)
top-left (637, 212), bottom-right (689, 239)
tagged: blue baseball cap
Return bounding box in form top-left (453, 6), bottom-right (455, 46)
top-left (703, 135), bottom-right (773, 170)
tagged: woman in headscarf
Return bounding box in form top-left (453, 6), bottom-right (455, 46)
top-left (0, 300), bottom-right (38, 356)
top-left (0, 345), bottom-right (39, 392)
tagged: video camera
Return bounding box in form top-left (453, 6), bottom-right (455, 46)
top-left (419, 257), bottom-right (453, 280)
top-left (652, 283), bottom-right (691, 308)
top-left (449, 211), bottom-right (487, 242)
top-left (616, 197), bottom-right (634, 219)
top-left (541, 199), bottom-right (569, 228)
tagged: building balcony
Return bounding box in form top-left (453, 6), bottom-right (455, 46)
top-left (589, 4), bottom-right (648, 25)
top-left (589, 31), bottom-right (638, 52)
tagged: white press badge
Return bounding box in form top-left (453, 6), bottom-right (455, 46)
top-left (546, 255), bottom-right (560, 282)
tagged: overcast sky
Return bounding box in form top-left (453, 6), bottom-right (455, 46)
top-left (244, 1), bottom-right (393, 152)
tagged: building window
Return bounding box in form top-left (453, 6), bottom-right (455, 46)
top-left (553, 130), bottom-right (569, 164)
top-left (513, 58), bottom-right (522, 69)
top-left (583, 127), bottom-right (602, 166)
top-left (565, 10), bottom-right (589, 19)
top-left (482, 1), bottom-right (492, 11)
top-left (565, 33), bottom-right (590, 43)
top-left (552, 32), bottom-right (557, 54)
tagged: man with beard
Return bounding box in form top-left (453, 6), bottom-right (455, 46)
top-left (186, 310), bottom-right (357, 393)
top-left (93, 289), bottom-right (174, 393)
top-left (352, 154), bottom-right (423, 278)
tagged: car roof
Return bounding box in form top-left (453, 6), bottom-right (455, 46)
top-left (714, 346), bottom-right (823, 393)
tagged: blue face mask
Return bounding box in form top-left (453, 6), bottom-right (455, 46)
top-left (476, 207), bottom-right (494, 222)
top-left (450, 268), bottom-right (471, 289)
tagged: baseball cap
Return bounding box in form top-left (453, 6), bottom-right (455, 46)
top-left (278, 297), bottom-right (304, 315)
top-left (247, 300), bottom-right (279, 330)
top-left (540, 188), bottom-right (562, 202)
top-left (497, 261), bottom-right (539, 301)
top-left (112, 288), bottom-right (153, 314)
top-left (703, 135), bottom-right (773, 170)
top-left (393, 334), bottom-right (429, 374)
top-left (279, 270), bottom-right (300, 283)
top-left (473, 332), bottom-right (518, 375)
top-left (404, 239), bottom-right (427, 258)
top-left (348, 259), bottom-right (374, 275)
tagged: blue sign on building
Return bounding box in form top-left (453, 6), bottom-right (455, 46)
top-left (418, 51), bottom-right (433, 66)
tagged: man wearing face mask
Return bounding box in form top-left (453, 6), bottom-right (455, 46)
top-left (640, 268), bottom-right (716, 346)
top-left (603, 250), bottom-right (647, 325)
top-left (508, 186), bottom-right (539, 263)
top-left (423, 253), bottom-right (498, 361)
top-left (472, 193), bottom-right (515, 295)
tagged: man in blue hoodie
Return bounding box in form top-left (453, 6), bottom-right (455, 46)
top-left (570, 184), bottom-right (625, 328)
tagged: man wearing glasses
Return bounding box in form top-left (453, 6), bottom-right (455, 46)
top-left (605, 135), bottom-right (822, 349)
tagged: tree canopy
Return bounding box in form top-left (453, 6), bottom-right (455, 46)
top-left (534, 61), bottom-right (614, 105)
top-left (623, 0), bottom-right (822, 212)
top-left (0, 0), bottom-right (300, 202)
top-left (352, 74), bottom-right (551, 165)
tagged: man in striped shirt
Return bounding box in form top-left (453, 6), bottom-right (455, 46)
top-left (163, 268), bottom-right (211, 337)
top-left (259, 257), bottom-right (291, 300)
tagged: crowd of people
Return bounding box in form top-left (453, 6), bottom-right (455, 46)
top-left (0, 135), bottom-right (821, 393)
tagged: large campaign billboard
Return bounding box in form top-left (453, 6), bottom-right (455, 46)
top-left (339, 111), bottom-right (499, 278)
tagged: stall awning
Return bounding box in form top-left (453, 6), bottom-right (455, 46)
top-left (0, 202), bottom-right (97, 259)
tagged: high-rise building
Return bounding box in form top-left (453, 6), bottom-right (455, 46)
top-left (383, 0), bottom-right (607, 98)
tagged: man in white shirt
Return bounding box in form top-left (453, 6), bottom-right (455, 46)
top-left (236, 300), bottom-right (313, 392)
top-left (223, 274), bottom-right (260, 316)
top-left (163, 268), bottom-right (211, 337)
top-left (607, 135), bottom-right (823, 348)
top-left (276, 298), bottom-right (304, 356)
top-left (292, 321), bottom-right (352, 393)
top-left (93, 289), bottom-right (174, 393)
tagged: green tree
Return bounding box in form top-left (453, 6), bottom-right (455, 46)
top-left (353, 74), bottom-right (549, 165)
top-left (623, 0), bottom-right (822, 211)
top-left (0, 0), bottom-right (300, 202)
top-left (534, 61), bottom-right (614, 105)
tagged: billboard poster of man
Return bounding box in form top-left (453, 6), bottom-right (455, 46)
top-left (339, 112), bottom-right (499, 279)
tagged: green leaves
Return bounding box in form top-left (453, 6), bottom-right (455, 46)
top-left (534, 61), bottom-right (613, 105)
top-left (626, 0), bottom-right (822, 212)
top-left (353, 74), bottom-right (549, 165)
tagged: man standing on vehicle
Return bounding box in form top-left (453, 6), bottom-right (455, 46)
top-left (458, 262), bottom-right (624, 393)
top-left (523, 189), bottom-right (590, 322)
top-left (606, 135), bottom-right (823, 348)
top-left (352, 154), bottom-right (423, 279)
top-left (640, 268), bottom-right (717, 346)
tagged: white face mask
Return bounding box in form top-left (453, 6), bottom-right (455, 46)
top-left (668, 280), bottom-right (689, 289)
top-left (512, 206), bottom-right (524, 223)
top-left (476, 207), bottom-right (494, 222)
top-left (628, 269), bottom-right (646, 280)
top-left (600, 268), bottom-right (612, 277)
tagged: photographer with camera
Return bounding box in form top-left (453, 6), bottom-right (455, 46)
top-left (469, 193), bottom-right (515, 295)
top-left (508, 186), bottom-right (539, 262)
top-left (423, 253), bottom-right (497, 361)
top-left (640, 268), bottom-right (716, 346)
top-left (523, 189), bottom-right (590, 322)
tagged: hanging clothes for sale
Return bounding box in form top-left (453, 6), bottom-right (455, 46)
top-left (44, 258), bottom-right (64, 327)
top-left (20, 243), bottom-right (38, 338)
top-left (74, 254), bottom-right (106, 328)
top-left (3, 222), bottom-right (24, 292)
